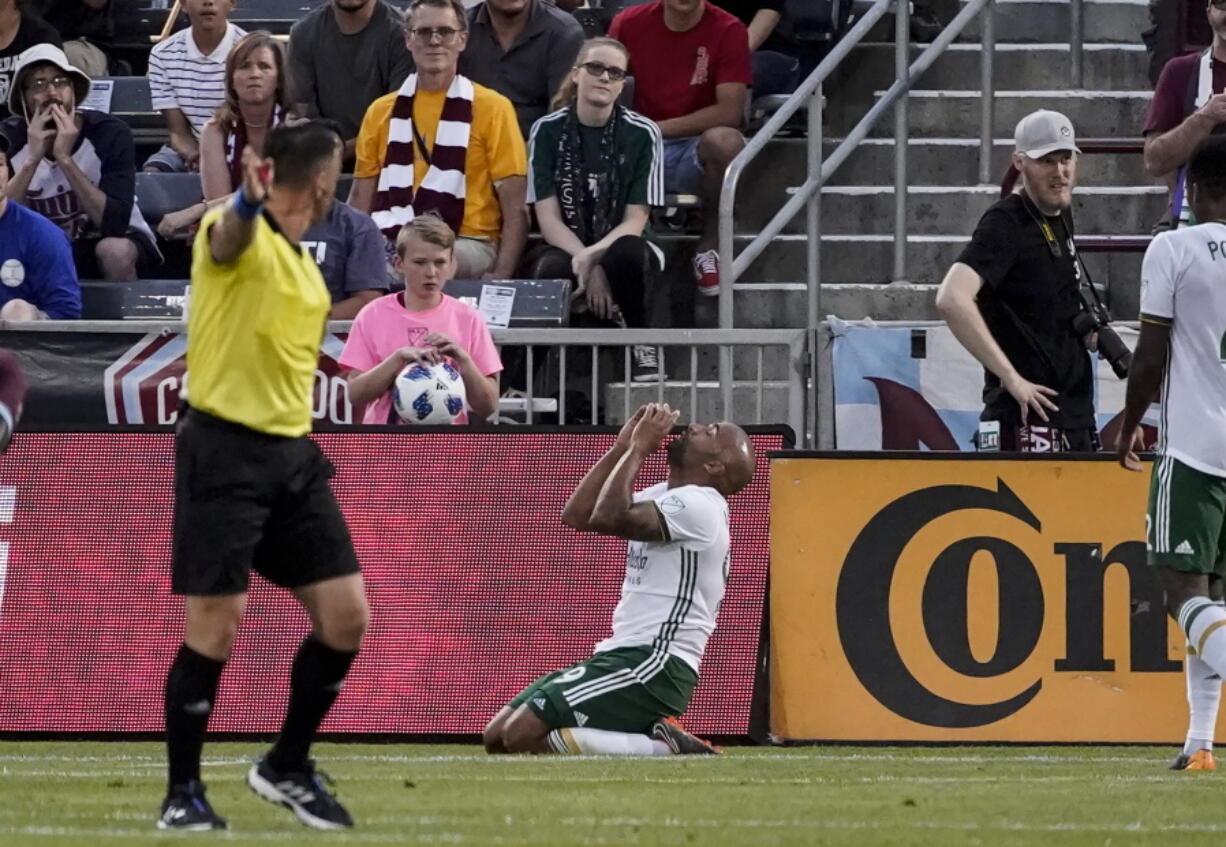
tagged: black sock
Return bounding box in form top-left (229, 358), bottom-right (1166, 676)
top-left (267, 635), bottom-right (357, 772)
top-left (164, 643), bottom-right (225, 791)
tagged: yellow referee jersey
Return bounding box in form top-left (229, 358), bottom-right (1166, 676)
top-left (184, 209), bottom-right (330, 438)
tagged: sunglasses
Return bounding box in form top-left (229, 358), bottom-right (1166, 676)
top-left (24, 76), bottom-right (73, 94)
top-left (578, 61), bottom-right (627, 82)
top-left (409, 26), bottom-right (461, 44)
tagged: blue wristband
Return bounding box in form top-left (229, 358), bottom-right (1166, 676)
top-left (233, 187), bottom-right (262, 222)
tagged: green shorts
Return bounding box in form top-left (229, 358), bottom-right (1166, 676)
top-left (1148, 455), bottom-right (1226, 574)
top-left (507, 645), bottom-right (699, 734)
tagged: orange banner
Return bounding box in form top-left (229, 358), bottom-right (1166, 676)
top-left (769, 456), bottom-right (1202, 742)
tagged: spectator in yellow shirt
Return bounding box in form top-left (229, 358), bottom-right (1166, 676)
top-left (348, 0), bottom-right (528, 279)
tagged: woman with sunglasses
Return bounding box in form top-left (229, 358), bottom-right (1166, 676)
top-left (525, 37), bottom-right (667, 380)
top-left (159, 32), bottom-right (294, 235)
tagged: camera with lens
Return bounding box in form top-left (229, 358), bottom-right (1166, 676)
top-left (1071, 290), bottom-right (1131, 379)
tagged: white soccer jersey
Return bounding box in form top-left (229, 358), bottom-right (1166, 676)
top-left (594, 482), bottom-right (731, 671)
top-left (1141, 223), bottom-right (1226, 476)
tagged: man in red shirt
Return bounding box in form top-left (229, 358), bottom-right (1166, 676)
top-left (1143, 0), bottom-right (1226, 228)
top-left (610, 0), bottom-right (750, 297)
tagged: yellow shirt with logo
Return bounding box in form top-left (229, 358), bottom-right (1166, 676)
top-left (354, 82), bottom-right (527, 242)
top-left (185, 209), bottom-right (330, 437)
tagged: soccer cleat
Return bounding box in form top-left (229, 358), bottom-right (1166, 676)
top-left (1170, 749), bottom-right (1216, 771)
top-left (651, 717), bottom-right (722, 755)
top-left (156, 780), bottom-right (227, 831)
top-left (693, 250), bottom-right (720, 297)
top-left (247, 756), bottom-right (354, 830)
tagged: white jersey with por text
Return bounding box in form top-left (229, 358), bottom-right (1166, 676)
top-left (1141, 222), bottom-right (1226, 477)
top-left (594, 482), bottom-right (731, 672)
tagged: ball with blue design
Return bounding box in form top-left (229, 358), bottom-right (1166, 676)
top-left (392, 361), bottom-right (467, 424)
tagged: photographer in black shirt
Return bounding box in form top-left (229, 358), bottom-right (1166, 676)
top-left (936, 110), bottom-right (1104, 452)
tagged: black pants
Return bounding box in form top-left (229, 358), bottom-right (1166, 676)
top-left (526, 235), bottom-right (660, 327)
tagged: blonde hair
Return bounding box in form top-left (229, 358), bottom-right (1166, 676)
top-left (550, 37), bottom-right (629, 112)
top-left (395, 215), bottom-right (457, 257)
top-left (213, 32), bottom-right (290, 131)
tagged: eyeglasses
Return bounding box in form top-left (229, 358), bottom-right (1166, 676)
top-left (1213, 0), bottom-right (1226, 10)
top-left (24, 76), bottom-right (73, 94)
top-left (578, 61), bottom-right (627, 82)
top-left (409, 26), bottom-right (461, 44)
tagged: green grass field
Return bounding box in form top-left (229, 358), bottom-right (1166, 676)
top-left (2, 741), bottom-right (1225, 845)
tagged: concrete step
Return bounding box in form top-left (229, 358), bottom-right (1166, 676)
top-left (695, 233), bottom-right (1144, 300)
top-left (853, 89), bottom-right (1151, 139)
top-left (960, 0), bottom-right (1150, 44)
top-left (804, 185), bottom-right (1165, 236)
top-left (849, 42), bottom-right (1149, 92)
top-left (820, 138), bottom-right (1150, 187)
top-left (602, 381), bottom-right (794, 427)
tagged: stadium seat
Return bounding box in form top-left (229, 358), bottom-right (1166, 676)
top-left (136, 172), bottom-right (203, 227)
top-left (80, 279), bottom-right (189, 320)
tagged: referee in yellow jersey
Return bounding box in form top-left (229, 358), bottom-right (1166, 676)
top-left (158, 121), bottom-right (367, 832)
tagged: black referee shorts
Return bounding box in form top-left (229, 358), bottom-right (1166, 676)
top-left (171, 406), bottom-right (360, 596)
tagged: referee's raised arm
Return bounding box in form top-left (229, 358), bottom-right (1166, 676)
top-left (208, 146), bottom-right (269, 265)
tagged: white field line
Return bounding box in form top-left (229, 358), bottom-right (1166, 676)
top-left (0, 750), bottom-right (1178, 766)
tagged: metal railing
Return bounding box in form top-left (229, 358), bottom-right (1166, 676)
top-left (490, 328), bottom-right (808, 438)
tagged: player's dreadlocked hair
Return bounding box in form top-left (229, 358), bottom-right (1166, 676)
top-left (1187, 136), bottom-right (1226, 203)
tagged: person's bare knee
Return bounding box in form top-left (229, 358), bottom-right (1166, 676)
top-left (1161, 568), bottom-right (1209, 618)
top-left (95, 237), bottom-right (138, 281)
top-left (698, 127), bottom-right (745, 168)
top-left (295, 574), bottom-right (368, 651)
top-left (183, 594), bottom-right (246, 660)
top-left (0, 299), bottom-right (40, 321)
top-left (500, 706), bottom-right (551, 754)
top-left (483, 707), bottom-right (514, 754)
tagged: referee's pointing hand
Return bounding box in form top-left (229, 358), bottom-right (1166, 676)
top-left (240, 145), bottom-right (271, 205)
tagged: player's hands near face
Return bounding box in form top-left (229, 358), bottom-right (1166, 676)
top-left (49, 104), bottom-right (78, 162)
top-left (397, 346), bottom-right (441, 366)
top-left (240, 145), bottom-right (271, 204)
top-left (630, 403), bottom-right (680, 454)
top-left (1002, 372), bottom-right (1059, 424)
top-left (615, 405), bottom-right (648, 451)
top-left (1116, 425), bottom-right (1146, 472)
top-left (424, 332), bottom-right (468, 363)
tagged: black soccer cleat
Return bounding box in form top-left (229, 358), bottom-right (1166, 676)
top-left (650, 717), bottom-right (722, 755)
top-left (156, 780), bottom-right (228, 831)
top-left (247, 756), bottom-right (354, 829)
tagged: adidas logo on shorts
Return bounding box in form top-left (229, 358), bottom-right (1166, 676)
top-left (1176, 540), bottom-right (1196, 555)
top-left (574, 711), bottom-right (589, 727)
top-left (533, 698), bottom-right (547, 710)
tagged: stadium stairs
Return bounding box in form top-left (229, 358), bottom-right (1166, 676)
top-left (603, 0), bottom-right (1157, 422)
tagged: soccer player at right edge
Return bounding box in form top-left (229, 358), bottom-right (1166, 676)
top-left (484, 403), bottom-right (755, 756)
top-left (1117, 135), bottom-right (1226, 771)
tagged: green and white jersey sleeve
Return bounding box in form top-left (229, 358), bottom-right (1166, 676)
top-left (1141, 223), bottom-right (1226, 477)
top-left (594, 482), bottom-right (731, 672)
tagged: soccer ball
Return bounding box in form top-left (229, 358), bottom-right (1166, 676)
top-left (392, 361), bottom-right (467, 425)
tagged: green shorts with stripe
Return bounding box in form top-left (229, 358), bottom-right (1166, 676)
top-left (507, 645), bottom-right (699, 734)
top-left (1148, 455), bottom-right (1226, 574)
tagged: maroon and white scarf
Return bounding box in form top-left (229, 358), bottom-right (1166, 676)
top-left (224, 105), bottom-right (285, 191)
top-left (371, 73), bottom-right (474, 239)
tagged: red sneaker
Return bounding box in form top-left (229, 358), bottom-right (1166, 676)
top-left (693, 250), bottom-right (720, 297)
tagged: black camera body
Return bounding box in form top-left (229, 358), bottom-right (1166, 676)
top-left (1071, 295), bottom-right (1131, 379)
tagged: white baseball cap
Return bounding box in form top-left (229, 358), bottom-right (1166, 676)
top-left (1014, 109), bottom-right (1081, 159)
top-left (7, 43), bottom-right (91, 119)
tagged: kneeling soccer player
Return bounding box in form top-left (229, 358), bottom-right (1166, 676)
top-left (484, 403), bottom-right (755, 756)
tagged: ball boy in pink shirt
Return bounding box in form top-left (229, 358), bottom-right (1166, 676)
top-left (340, 216), bottom-right (502, 424)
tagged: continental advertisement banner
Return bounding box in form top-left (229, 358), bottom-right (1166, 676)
top-left (770, 455), bottom-right (1194, 743)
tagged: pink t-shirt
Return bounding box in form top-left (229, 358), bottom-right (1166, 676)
top-left (339, 292), bottom-right (503, 424)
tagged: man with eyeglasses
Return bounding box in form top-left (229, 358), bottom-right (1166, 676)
top-left (288, 0), bottom-right (414, 160)
top-left (460, 0), bottom-right (584, 139)
top-left (1, 43), bottom-right (160, 281)
top-left (350, 0), bottom-right (528, 280)
top-left (1144, 0), bottom-right (1226, 230)
top-left (609, 0), bottom-right (751, 298)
